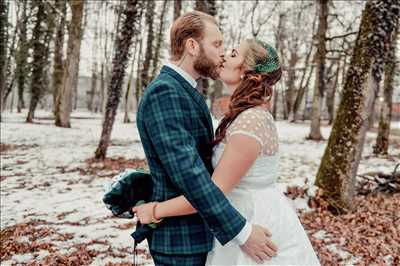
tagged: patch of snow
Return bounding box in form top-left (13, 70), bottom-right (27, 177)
top-left (1, 110), bottom-right (398, 265)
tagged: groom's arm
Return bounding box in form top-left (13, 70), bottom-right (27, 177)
top-left (142, 84), bottom-right (246, 245)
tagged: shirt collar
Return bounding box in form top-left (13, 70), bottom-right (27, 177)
top-left (165, 62), bottom-right (198, 89)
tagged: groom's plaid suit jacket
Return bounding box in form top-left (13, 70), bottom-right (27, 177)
top-left (136, 66), bottom-right (246, 255)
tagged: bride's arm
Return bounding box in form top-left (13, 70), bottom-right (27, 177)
top-left (133, 134), bottom-right (261, 223)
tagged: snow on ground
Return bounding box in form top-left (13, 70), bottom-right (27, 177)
top-left (274, 119), bottom-right (399, 211)
top-left (1, 109), bottom-right (399, 265)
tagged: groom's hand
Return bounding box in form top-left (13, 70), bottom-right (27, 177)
top-left (240, 224), bottom-right (277, 264)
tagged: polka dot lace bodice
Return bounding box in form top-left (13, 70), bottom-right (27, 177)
top-left (224, 106), bottom-right (279, 155)
top-left (212, 106), bottom-right (280, 189)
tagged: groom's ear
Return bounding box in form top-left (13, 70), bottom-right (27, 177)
top-left (185, 38), bottom-right (199, 57)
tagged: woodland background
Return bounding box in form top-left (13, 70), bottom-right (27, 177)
top-left (0, 0), bottom-right (399, 265)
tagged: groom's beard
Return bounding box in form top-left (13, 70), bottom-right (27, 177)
top-left (193, 45), bottom-right (220, 80)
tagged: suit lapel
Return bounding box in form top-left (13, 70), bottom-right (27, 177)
top-left (161, 66), bottom-right (214, 138)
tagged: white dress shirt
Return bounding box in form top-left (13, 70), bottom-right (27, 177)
top-left (165, 63), bottom-right (198, 88)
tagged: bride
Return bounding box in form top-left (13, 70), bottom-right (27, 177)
top-left (133, 38), bottom-right (320, 265)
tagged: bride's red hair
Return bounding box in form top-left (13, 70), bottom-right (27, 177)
top-left (211, 39), bottom-right (282, 148)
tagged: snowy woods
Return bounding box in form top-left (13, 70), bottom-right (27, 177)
top-left (1, 0), bottom-right (399, 265)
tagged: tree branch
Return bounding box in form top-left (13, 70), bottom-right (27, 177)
top-left (325, 31), bottom-right (357, 41)
top-left (43, 0), bottom-right (65, 17)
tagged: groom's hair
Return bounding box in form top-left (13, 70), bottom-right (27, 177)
top-left (170, 11), bottom-right (217, 61)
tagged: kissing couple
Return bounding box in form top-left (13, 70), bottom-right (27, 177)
top-left (133, 10), bottom-right (320, 266)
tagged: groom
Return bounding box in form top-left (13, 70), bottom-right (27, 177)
top-left (136, 11), bottom-right (276, 265)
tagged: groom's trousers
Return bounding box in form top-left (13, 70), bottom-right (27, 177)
top-left (150, 250), bottom-right (208, 266)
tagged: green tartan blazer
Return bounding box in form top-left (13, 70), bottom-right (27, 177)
top-left (136, 65), bottom-right (246, 255)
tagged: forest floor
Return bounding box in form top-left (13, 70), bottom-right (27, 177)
top-left (1, 110), bottom-right (399, 266)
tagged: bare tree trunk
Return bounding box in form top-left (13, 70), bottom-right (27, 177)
top-left (368, 86), bottom-right (379, 129)
top-left (140, 0), bottom-right (155, 95)
top-left (15, 0), bottom-right (30, 113)
top-left (73, 77), bottom-right (78, 110)
top-left (308, 0), bottom-right (328, 140)
top-left (150, 0), bottom-right (169, 81)
top-left (88, 65), bottom-right (98, 111)
top-left (73, 2), bottom-right (88, 111)
top-left (42, 6), bottom-right (57, 111)
top-left (302, 83), bottom-right (310, 121)
top-left (135, 37), bottom-right (143, 106)
top-left (95, 3), bottom-right (104, 113)
top-left (326, 60), bottom-right (340, 125)
top-left (124, 38), bottom-right (139, 123)
top-left (249, 0), bottom-right (278, 38)
top-left (291, 14), bottom-right (317, 122)
top-left (292, 65), bottom-right (315, 122)
top-left (173, 0), bottom-right (182, 21)
top-left (88, 2), bottom-right (100, 112)
top-left (9, 81), bottom-right (15, 112)
top-left (100, 2), bottom-right (121, 114)
top-left (100, 5), bottom-right (108, 114)
top-left (51, 0), bottom-right (66, 116)
top-left (373, 21), bottom-right (399, 155)
top-left (274, 12), bottom-right (285, 120)
top-left (55, 0), bottom-right (84, 127)
top-left (338, 54), bottom-right (348, 105)
top-left (99, 63), bottom-right (105, 113)
top-left (26, 2), bottom-right (48, 123)
top-left (272, 87), bottom-right (279, 119)
top-left (195, 0), bottom-right (217, 16)
top-left (2, 0), bottom-right (19, 112)
top-left (123, 77), bottom-right (133, 123)
top-left (95, 0), bottom-right (143, 160)
top-left (103, 71), bottom-right (112, 114)
top-left (315, 0), bottom-right (399, 214)
top-left (285, 50), bottom-right (299, 119)
top-left (100, 12), bottom-right (109, 114)
top-left (0, 0), bottom-right (8, 119)
top-left (281, 87), bottom-right (288, 119)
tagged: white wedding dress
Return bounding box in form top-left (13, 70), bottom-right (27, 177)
top-left (206, 106), bottom-right (320, 265)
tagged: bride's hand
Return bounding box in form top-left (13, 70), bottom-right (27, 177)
top-left (132, 202), bottom-right (161, 224)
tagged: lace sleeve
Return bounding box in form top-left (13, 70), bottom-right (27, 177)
top-left (226, 107), bottom-right (279, 155)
